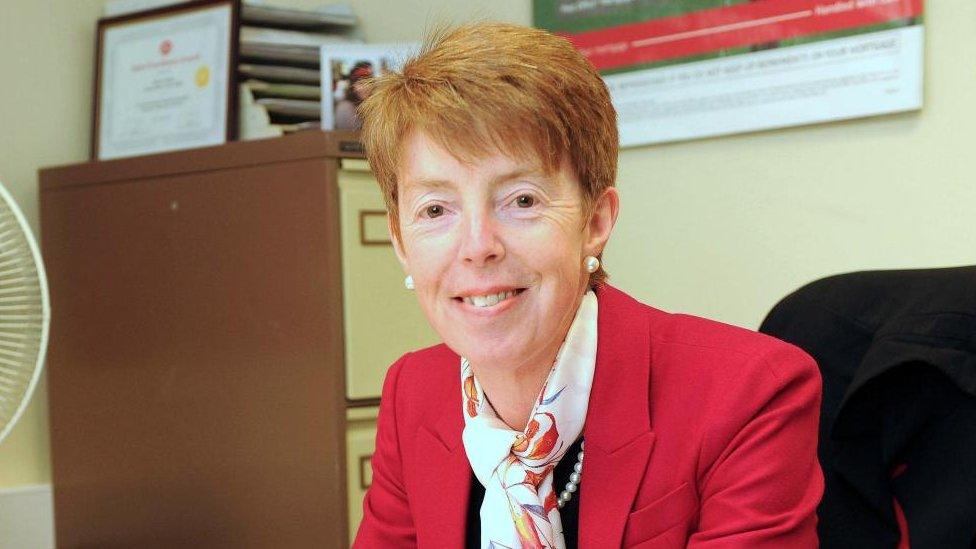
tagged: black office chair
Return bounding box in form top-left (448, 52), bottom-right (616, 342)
top-left (760, 266), bottom-right (976, 549)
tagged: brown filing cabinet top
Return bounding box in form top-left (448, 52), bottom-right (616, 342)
top-left (40, 130), bottom-right (364, 190)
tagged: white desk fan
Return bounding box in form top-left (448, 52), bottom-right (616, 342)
top-left (0, 181), bottom-right (50, 446)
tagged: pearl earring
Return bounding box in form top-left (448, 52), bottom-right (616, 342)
top-left (584, 256), bottom-right (600, 274)
top-left (404, 275), bottom-right (415, 290)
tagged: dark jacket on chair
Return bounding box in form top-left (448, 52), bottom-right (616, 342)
top-left (760, 266), bottom-right (976, 548)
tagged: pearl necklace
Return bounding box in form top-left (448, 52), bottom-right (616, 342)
top-left (556, 441), bottom-right (584, 509)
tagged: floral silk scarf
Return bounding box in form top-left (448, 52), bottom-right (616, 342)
top-left (461, 291), bottom-right (597, 549)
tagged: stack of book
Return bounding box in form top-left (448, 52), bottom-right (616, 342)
top-left (238, 2), bottom-right (362, 138)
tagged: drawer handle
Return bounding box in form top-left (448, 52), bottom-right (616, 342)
top-left (340, 140), bottom-right (365, 154)
top-left (358, 210), bottom-right (391, 246)
top-left (359, 454), bottom-right (373, 490)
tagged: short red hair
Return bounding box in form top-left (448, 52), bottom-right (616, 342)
top-left (359, 22), bottom-right (618, 284)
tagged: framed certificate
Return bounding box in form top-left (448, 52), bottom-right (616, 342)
top-left (92, 0), bottom-right (240, 160)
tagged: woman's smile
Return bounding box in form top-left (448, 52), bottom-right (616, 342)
top-left (453, 287), bottom-right (528, 315)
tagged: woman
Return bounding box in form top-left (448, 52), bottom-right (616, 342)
top-left (354, 23), bottom-right (823, 548)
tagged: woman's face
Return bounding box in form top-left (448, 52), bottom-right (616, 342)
top-left (392, 130), bottom-right (617, 374)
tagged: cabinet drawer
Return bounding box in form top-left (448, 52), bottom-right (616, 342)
top-left (346, 407), bottom-right (379, 545)
top-left (338, 163), bottom-right (440, 401)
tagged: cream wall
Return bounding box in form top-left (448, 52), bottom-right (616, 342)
top-left (608, 3), bottom-right (975, 328)
top-left (1, 0), bottom-right (973, 492)
top-left (0, 0), bottom-right (109, 489)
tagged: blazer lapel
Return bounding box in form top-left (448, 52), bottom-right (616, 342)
top-left (409, 285), bottom-right (656, 547)
top-left (579, 285), bottom-right (656, 548)
top-left (412, 369), bottom-right (471, 547)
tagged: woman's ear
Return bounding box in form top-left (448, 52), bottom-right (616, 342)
top-left (584, 187), bottom-right (620, 257)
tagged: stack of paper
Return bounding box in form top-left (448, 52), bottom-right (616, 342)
top-left (242, 2), bottom-right (356, 28)
top-left (239, 16), bottom-right (362, 66)
top-left (238, 63), bottom-right (320, 85)
top-left (237, 2), bottom-right (362, 138)
top-left (239, 85), bottom-right (320, 139)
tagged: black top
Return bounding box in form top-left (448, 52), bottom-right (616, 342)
top-left (466, 437), bottom-right (583, 548)
top-left (760, 266), bottom-right (976, 549)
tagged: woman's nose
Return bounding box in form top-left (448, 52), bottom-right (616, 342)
top-left (459, 211), bottom-right (505, 267)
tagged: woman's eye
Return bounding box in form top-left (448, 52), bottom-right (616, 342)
top-left (515, 194), bottom-right (535, 208)
top-left (424, 204), bottom-right (444, 218)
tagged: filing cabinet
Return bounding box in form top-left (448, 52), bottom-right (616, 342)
top-left (338, 159), bottom-right (439, 404)
top-left (345, 406), bottom-right (379, 545)
top-left (337, 159), bottom-right (438, 539)
top-left (40, 131), bottom-right (436, 548)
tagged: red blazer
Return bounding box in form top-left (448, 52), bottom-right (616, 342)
top-left (354, 285), bottom-right (823, 548)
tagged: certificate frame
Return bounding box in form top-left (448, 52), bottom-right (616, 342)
top-left (92, 0), bottom-right (241, 160)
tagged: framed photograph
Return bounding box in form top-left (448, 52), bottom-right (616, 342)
top-left (92, 0), bottom-right (240, 160)
top-left (321, 43), bottom-right (419, 131)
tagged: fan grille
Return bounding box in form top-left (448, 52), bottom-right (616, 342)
top-left (0, 184), bottom-right (50, 445)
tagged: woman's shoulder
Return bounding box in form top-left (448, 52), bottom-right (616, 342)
top-left (602, 286), bottom-right (821, 457)
top-left (661, 311), bottom-right (811, 368)
top-left (398, 342), bottom-right (459, 370)
top-left (600, 284), bottom-right (818, 386)
top-left (657, 313), bottom-right (820, 410)
top-left (381, 343), bottom-right (461, 401)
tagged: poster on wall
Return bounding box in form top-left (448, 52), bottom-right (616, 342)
top-left (535, 0), bottom-right (924, 147)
